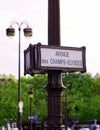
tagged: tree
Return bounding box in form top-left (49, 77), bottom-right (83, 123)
top-left (21, 74), bottom-right (48, 122)
top-left (62, 72), bottom-right (94, 123)
top-left (1, 72), bottom-right (100, 126)
top-left (0, 75), bottom-right (18, 125)
top-left (0, 74), bottom-right (47, 126)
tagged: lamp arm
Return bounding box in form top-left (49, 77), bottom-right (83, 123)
top-left (9, 20), bottom-right (30, 28)
top-left (9, 20), bottom-right (19, 28)
top-left (20, 21), bottom-right (29, 28)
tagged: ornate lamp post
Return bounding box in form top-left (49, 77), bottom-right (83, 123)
top-left (6, 21), bottom-right (32, 130)
top-left (28, 89), bottom-right (33, 130)
top-left (45, 0), bottom-right (65, 129)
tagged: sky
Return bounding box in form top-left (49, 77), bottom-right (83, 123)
top-left (0, 0), bottom-right (100, 78)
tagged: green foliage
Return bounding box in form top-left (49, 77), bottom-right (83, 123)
top-left (21, 74), bottom-right (48, 122)
top-left (0, 74), bottom-right (47, 126)
top-left (62, 72), bottom-right (100, 123)
top-left (0, 75), bottom-right (18, 125)
top-left (1, 73), bottom-right (100, 126)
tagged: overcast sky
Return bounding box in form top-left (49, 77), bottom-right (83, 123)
top-left (0, 0), bottom-right (100, 78)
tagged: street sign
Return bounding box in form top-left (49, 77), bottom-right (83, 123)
top-left (24, 44), bottom-right (34, 75)
top-left (24, 44), bottom-right (45, 75)
top-left (24, 43), bottom-right (86, 75)
top-left (37, 44), bottom-right (86, 73)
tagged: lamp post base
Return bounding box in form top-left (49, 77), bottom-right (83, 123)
top-left (29, 119), bottom-right (33, 130)
top-left (44, 125), bottom-right (65, 130)
top-left (17, 113), bottom-right (22, 130)
top-left (45, 72), bottom-right (66, 130)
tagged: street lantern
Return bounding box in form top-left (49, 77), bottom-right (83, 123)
top-left (6, 20), bottom-right (32, 130)
top-left (28, 89), bottom-right (33, 130)
top-left (23, 27), bottom-right (32, 37)
top-left (6, 27), bottom-right (15, 37)
top-left (28, 89), bottom-right (33, 98)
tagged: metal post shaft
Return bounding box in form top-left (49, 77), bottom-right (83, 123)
top-left (45, 0), bottom-right (66, 129)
